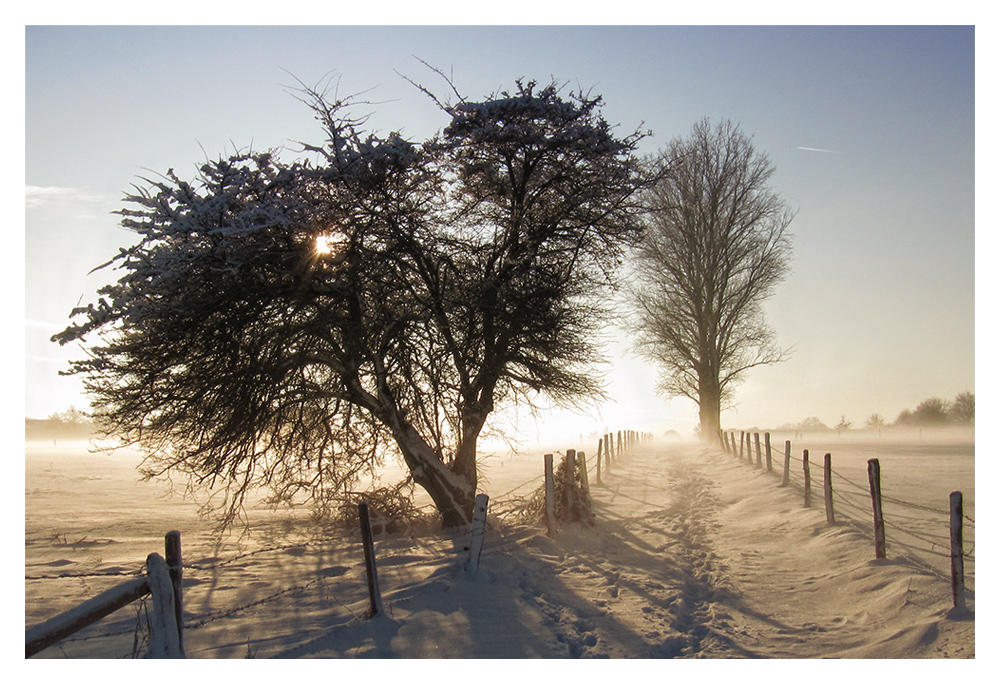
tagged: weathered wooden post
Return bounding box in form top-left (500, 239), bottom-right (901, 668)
top-left (764, 433), bottom-right (773, 472)
top-left (867, 459), bottom-right (887, 559)
top-left (823, 453), bottom-right (835, 524)
top-left (595, 439), bottom-right (603, 486)
top-left (358, 502), bottom-right (383, 616)
top-left (782, 440), bottom-right (791, 486)
top-left (949, 491), bottom-right (966, 611)
top-left (802, 449), bottom-right (811, 507)
top-left (145, 552), bottom-right (184, 658)
top-left (730, 432), bottom-right (737, 457)
top-left (739, 431), bottom-right (745, 459)
top-left (565, 449), bottom-right (577, 521)
top-left (466, 494), bottom-right (489, 574)
top-left (747, 432), bottom-right (753, 464)
top-left (578, 451), bottom-right (590, 494)
top-left (754, 433), bottom-right (762, 469)
top-left (544, 453), bottom-right (556, 536)
top-left (164, 530), bottom-right (184, 655)
top-left (617, 431), bottom-right (623, 458)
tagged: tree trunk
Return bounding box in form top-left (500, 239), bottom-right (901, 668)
top-left (698, 375), bottom-right (722, 444)
top-left (354, 368), bottom-right (479, 528)
top-left (393, 423), bottom-right (476, 528)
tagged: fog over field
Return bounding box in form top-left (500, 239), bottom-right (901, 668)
top-left (26, 427), bottom-right (974, 660)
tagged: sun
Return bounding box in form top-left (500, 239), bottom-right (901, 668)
top-left (314, 231), bottom-right (346, 256)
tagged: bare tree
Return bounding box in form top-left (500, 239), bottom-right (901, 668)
top-left (865, 413), bottom-right (886, 437)
top-left (836, 415), bottom-right (852, 437)
top-left (629, 119), bottom-right (793, 441)
top-left (53, 77), bottom-right (651, 529)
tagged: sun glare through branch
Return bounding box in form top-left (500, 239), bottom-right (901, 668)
top-left (315, 231), bottom-right (347, 256)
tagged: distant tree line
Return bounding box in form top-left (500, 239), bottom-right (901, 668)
top-left (25, 407), bottom-right (94, 440)
top-left (779, 391), bottom-right (974, 432)
top-left (893, 392), bottom-right (974, 426)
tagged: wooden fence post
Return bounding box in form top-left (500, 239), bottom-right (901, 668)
top-left (164, 530), bottom-right (184, 655)
top-left (595, 440), bottom-right (603, 486)
top-left (730, 432), bottom-right (737, 457)
top-left (747, 432), bottom-right (753, 465)
top-left (358, 502), bottom-right (383, 616)
top-left (950, 491), bottom-right (966, 611)
top-left (867, 459), bottom-right (887, 559)
top-left (739, 431), bottom-right (745, 459)
top-left (754, 433), bottom-right (762, 469)
top-left (578, 452), bottom-right (590, 494)
top-left (145, 553), bottom-right (184, 658)
top-left (802, 449), bottom-right (811, 507)
top-left (544, 453), bottom-right (556, 536)
top-left (764, 433), bottom-right (773, 472)
top-left (466, 494), bottom-right (489, 574)
top-left (782, 440), bottom-right (791, 486)
top-left (565, 449), bottom-right (577, 521)
top-left (823, 453), bottom-right (835, 524)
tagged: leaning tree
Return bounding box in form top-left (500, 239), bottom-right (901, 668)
top-left (54, 78), bottom-right (652, 528)
top-left (628, 118), bottom-right (794, 442)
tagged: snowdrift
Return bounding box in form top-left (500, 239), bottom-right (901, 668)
top-left (25, 436), bottom-right (974, 659)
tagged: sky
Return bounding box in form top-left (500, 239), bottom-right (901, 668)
top-left (20, 17), bottom-right (981, 440)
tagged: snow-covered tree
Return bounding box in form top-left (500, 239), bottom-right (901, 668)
top-left (53, 78), bottom-right (651, 529)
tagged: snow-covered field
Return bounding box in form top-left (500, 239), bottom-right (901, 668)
top-left (25, 431), bottom-right (975, 660)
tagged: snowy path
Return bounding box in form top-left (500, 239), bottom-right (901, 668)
top-left (275, 441), bottom-right (973, 658)
top-left (26, 438), bottom-right (974, 658)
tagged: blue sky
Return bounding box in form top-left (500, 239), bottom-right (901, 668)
top-left (22, 22), bottom-right (979, 437)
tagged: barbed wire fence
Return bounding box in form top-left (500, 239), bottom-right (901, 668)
top-left (26, 429), bottom-right (648, 657)
top-left (722, 429), bottom-right (974, 610)
top-left (33, 427), bottom-right (965, 656)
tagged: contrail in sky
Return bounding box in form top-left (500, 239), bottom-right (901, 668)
top-left (796, 146), bottom-right (846, 154)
